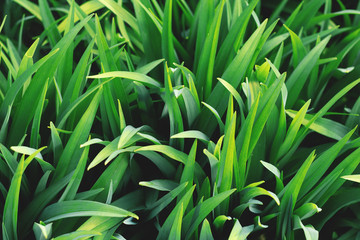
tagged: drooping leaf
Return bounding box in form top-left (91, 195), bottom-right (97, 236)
top-left (39, 200), bottom-right (138, 223)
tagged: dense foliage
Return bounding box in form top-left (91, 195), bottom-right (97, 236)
top-left (1, 0), bottom-right (360, 239)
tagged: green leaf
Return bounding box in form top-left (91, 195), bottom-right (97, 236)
top-left (135, 145), bottom-right (187, 164)
top-left (217, 112), bottom-right (236, 206)
top-left (168, 203), bottom-right (184, 240)
top-left (164, 63), bottom-right (184, 149)
top-left (60, 39), bottom-right (95, 115)
top-left (88, 71), bottom-right (161, 88)
top-left (196, 0), bottom-right (225, 99)
top-left (284, 25), bottom-right (307, 67)
top-left (0, 49), bottom-right (58, 125)
top-left (30, 78), bottom-right (48, 148)
top-left (57, 1), bottom-right (101, 35)
top-left (0, 105), bottom-right (11, 143)
top-left (94, 14), bottom-right (128, 136)
top-left (87, 137), bottom-right (119, 170)
top-left (260, 160), bottom-right (280, 179)
top-left (136, 59), bottom-right (165, 74)
top-left (249, 73), bottom-right (286, 156)
top-left (291, 0), bottom-right (326, 31)
top-left (280, 78), bottom-right (360, 166)
top-left (236, 95), bottom-right (260, 188)
top-left (213, 215), bottom-right (232, 233)
top-left (314, 188), bottom-right (360, 229)
top-left (77, 190), bottom-right (143, 232)
top-left (133, 0), bottom-right (162, 63)
top-left (232, 199), bottom-right (263, 218)
top-left (239, 186), bottom-right (280, 206)
top-left (0, 143), bottom-right (22, 177)
top-left (309, 10), bottom-right (360, 26)
top-left (310, 78), bottom-right (360, 125)
top-left (59, 144), bottom-right (90, 201)
top-left (286, 110), bottom-right (352, 141)
top-left (17, 38), bottom-right (39, 93)
top-left (10, 146), bottom-right (44, 160)
top-left (11, 146), bottom-right (53, 172)
top-left (201, 101), bottom-right (225, 133)
top-left (53, 230), bottom-right (101, 240)
top-left (341, 174), bottom-right (360, 183)
top-left (13, 0), bottom-right (42, 21)
top-left (228, 220), bottom-right (254, 240)
top-left (255, 61), bottom-right (271, 83)
top-left (162, 0), bottom-right (177, 65)
top-left (215, 0), bottom-right (259, 77)
top-left (286, 36), bottom-right (330, 108)
top-left (278, 151), bottom-right (316, 237)
top-left (40, 200), bottom-right (138, 223)
top-left (199, 219), bottom-right (214, 240)
top-left (20, 172), bottom-right (73, 233)
top-left (171, 130), bottom-right (209, 142)
top-left (75, 189), bottom-right (104, 201)
top-left (266, 42), bottom-right (284, 86)
top-left (53, 87), bottom-right (102, 181)
top-left (183, 189), bottom-right (236, 238)
top-left (293, 215), bottom-right (319, 240)
top-left (317, 147), bottom-right (360, 207)
top-left (39, 0), bottom-right (61, 47)
top-left (118, 125), bottom-right (143, 149)
top-left (57, 0), bottom-right (75, 94)
top-left (178, 87), bottom-right (200, 127)
top-left (282, 151), bottom-right (316, 209)
top-left (90, 153), bottom-right (130, 202)
top-left (49, 122), bottom-right (63, 166)
top-left (218, 78), bottom-right (245, 121)
top-left (3, 147), bottom-right (46, 240)
top-left (80, 138), bottom-right (107, 148)
top-left (196, 19), bottom-right (268, 135)
top-left (34, 171), bottom-right (52, 196)
top-left (97, 0), bottom-right (138, 32)
top-left (259, 34), bottom-right (288, 62)
top-left (139, 179), bottom-right (178, 192)
top-left (192, 0), bottom-right (214, 70)
top-left (145, 182), bottom-right (188, 221)
top-left (33, 222), bottom-right (52, 240)
top-left (2, 155), bottom-right (24, 240)
top-left (7, 15), bottom-right (92, 146)
top-left (294, 203), bottom-right (322, 220)
top-left (180, 140), bottom-right (197, 190)
top-left (276, 100), bottom-right (311, 159)
top-left (117, 99), bottom-right (126, 132)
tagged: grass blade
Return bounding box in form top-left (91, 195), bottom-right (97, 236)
top-left (52, 87), bottom-right (102, 181)
top-left (39, 0), bottom-right (61, 47)
top-left (88, 71), bottom-right (161, 88)
top-left (286, 36), bottom-right (330, 108)
top-left (162, 0), bottom-right (177, 65)
top-left (135, 145), bottom-right (187, 164)
top-left (196, 0), bottom-right (225, 99)
top-left (7, 15), bottom-right (92, 146)
top-left (196, 19), bottom-right (268, 135)
top-left (183, 189), bottom-right (236, 238)
top-left (40, 200), bottom-right (138, 223)
top-left (2, 147), bottom-right (45, 240)
top-left (157, 186), bottom-right (195, 240)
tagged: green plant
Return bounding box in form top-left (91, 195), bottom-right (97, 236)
top-left (1, 0), bottom-right (360, 239)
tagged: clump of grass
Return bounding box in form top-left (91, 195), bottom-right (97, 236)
top-left (0, 0), bottom-right (360, 239)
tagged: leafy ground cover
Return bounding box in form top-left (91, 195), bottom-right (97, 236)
top-left (1, 0), bottom-right (360, 239)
